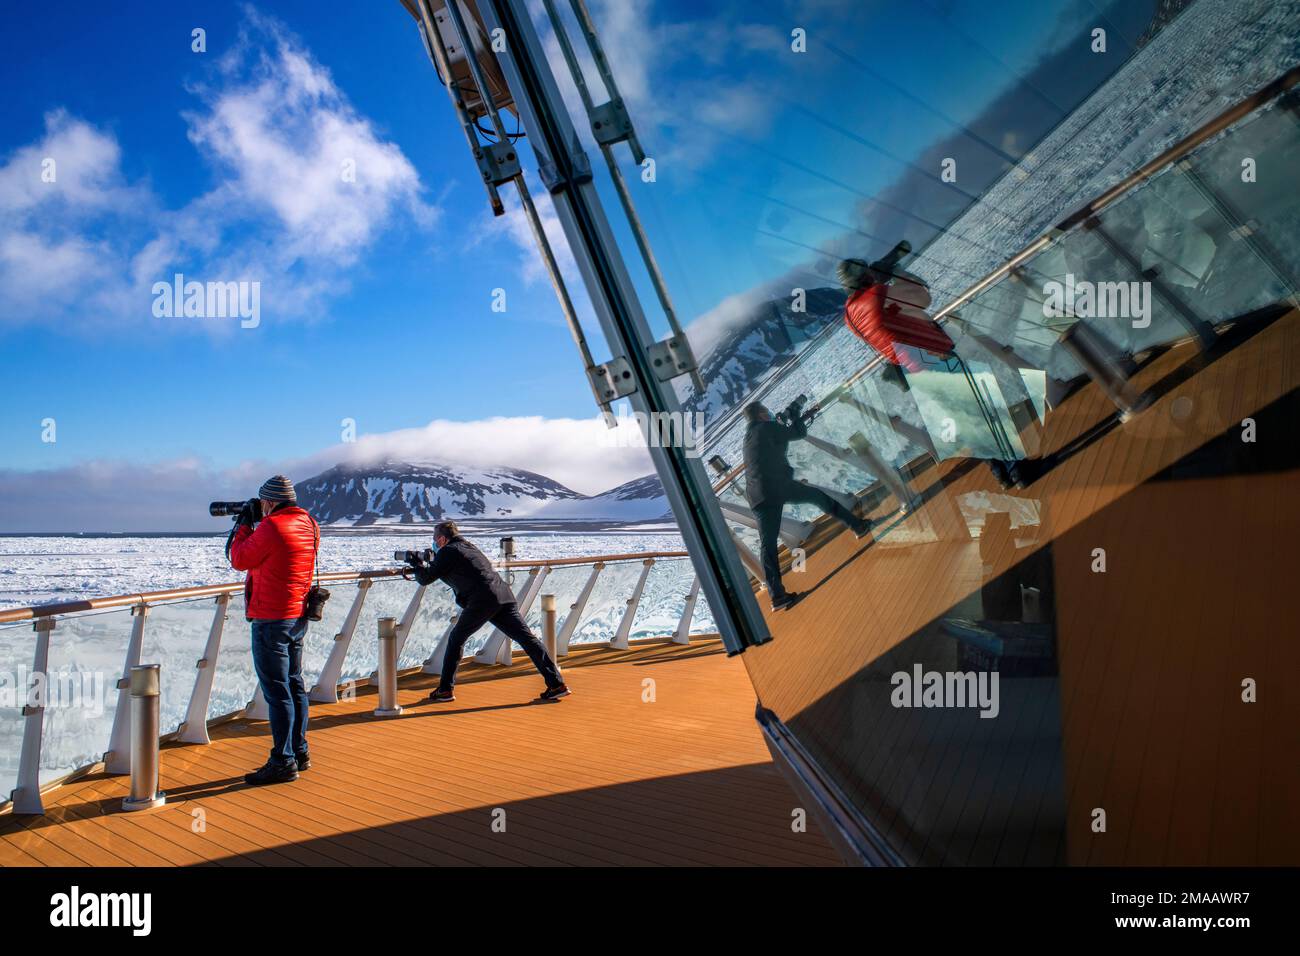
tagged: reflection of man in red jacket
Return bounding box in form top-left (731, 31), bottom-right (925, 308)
top-left (228, 475), bottom-right (318, 785)
top-left (839, 242), bottom-right (954, 376)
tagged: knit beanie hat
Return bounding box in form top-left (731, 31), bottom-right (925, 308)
top-left (258, 475), bottom-right (297, 504)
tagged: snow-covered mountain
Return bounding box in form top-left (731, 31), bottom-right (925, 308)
top-left (533, 474), bottom-right (670, 522)
top-left (295, 461), bottom-right (670, 526)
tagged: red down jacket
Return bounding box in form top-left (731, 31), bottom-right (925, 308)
top-left (844, 276), bottom-right (954, 372)
top-left (229, 506), bottom-right (319, 620)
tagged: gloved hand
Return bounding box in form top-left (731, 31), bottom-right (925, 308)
top-left (236, 499), bottom-right (260, 528)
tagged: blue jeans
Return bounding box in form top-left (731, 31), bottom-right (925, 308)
top-left (250, 618), bottom-right (309, 764)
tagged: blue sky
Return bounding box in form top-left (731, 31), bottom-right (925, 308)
top-left (0, 0), bottom-right (1147, 529)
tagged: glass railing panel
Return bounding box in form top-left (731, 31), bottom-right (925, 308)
top-left (567, 560), bottom-right (645, 646)
top-left (31, 607), bottom-right (136, 789)
top-left (1094, 165), bottom-right (1287, 329)
top-left (0, 621), bottom-right (31, 798)
top-left (341, 578), bottom-right (422, 683)
top-left (1183, 99), bottom-right (1300, 293)
top-left (140, 596), bottom-right (228, 737)
top-left (300, 580), bottom-right (361, 679)
top-left (401, 580), bottom-right (457, 670)
top-left (209, 592), bottom-right (256, 720)
top-left (520, 564), bottom-right (588, 635)
top-left (626, 559), bottom-right (696, 639)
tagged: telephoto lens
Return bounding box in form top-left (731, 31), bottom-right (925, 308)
top-left (210, 501), bottom-right (246, 517)
top-left (393, 549), bottom-right (434, 564)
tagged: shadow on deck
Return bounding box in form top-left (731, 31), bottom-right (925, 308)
top-left (0, 640), bottom-right (841, 867)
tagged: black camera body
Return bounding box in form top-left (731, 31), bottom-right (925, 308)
top-left (210, 499), bottom-right (263, 522)
top-left (776, 394), bottom-right (814, 427)
top-left (394, 548), bottom-right (435, 565)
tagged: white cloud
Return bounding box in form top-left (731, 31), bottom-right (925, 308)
top-left (474, 178), bottom-right (579, 289)
top-left (0, 413), bottom-right (656, 532)
top-left (319, 414), bottom-right (653, 494)
top-left (0, 9), bottom-right (435, 332)
top-left (185, 11), bottom-right (434, 264)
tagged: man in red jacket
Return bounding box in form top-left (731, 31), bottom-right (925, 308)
top-left (228, 475), bottom-right (318, 785)
top-left (838, 244), bottom-right (955, 376)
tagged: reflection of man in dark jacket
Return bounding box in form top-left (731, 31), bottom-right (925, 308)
top-left (411, 521), bottom-right (568, 703)
top-left (743, 403), bottom-right (870, 611)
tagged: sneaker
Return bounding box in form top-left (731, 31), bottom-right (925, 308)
top-left (244, 759), bottom-right (298, 786)
top-left (537, 683), bottom-right (571, 703)
top-left (427, 686), bottom-right (456, 703)
top-left (853, 518), bottom-right (874, 540)
top-left (771, 591), bottom-right (804, 612)
top-left (294, 752), bottom-right (311, 772)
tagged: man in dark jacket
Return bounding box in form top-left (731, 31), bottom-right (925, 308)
top-left (412, 521), bottom-right (569, 703)
top-left (228, 475), bottom-right (318, 785)
top-left (743, 403), bottom-right (871, 611)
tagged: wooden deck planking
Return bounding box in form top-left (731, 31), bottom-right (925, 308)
top-left (0, 640), bottom-right (841, 867)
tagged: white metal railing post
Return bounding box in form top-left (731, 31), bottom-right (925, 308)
top-left (1059, 322), bottom-right (1151, 421)
top-left (476, 565), bottom-right (549, 665)
top-left (392, 584), bottom-right (427, 663)
top-left (105, 604), bottom-right (149, 775)
top-left (244, 684), bottom-right (269, 720)
top-left (10, 618), bottom-right (55, 814)
top-left (611, 559), bottom-right (654, 650)
top-left (674, 575), bottom-right (701, 645)
top-left (122, 664), bottom-right (165, 812)
top-left (556, 562), bottom-right (603, 656)
top-left (374, 618), bottom-right (403, 717)
top-left (177, 593), bottom-right (230, 745)
top-left (422, 612), bottom-right (460, 674)
top-left (310, 578), bottom-right (371, 704)
top-left (372, 583), bottom-right (426, 683)
top-left (847, 432), bottom-right (919, 513)
top-left (727, 527), bottom-right (766, 585)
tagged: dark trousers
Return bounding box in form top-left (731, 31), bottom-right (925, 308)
top-left (250, 618), bottom-right (310, 763)
top-left (755, 482), bottom-right (860, 599)
top-left (441, 600), bottom-right (564, 690)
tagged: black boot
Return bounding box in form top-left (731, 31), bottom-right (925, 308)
top-left (244, 759), bottom-right (299, 786)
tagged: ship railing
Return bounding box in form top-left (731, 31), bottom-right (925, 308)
top-left (705, 67), bottom-right (1300, 575)
top-left (0, 550), bottom-right (708, 815)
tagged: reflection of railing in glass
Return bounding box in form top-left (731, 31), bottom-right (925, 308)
top-left (703, 68), bottom-right (1300, 578)
top-left (0, 551), bottom-right (710, 815)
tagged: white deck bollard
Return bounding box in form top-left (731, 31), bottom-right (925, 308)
top-left (541, 594), bottom-right (560, 674)
top-left (122, 664), bottom-right (165, 812)
top-left (374, 617), bottom-right (403, 717)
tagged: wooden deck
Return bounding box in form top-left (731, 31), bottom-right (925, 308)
top-left (0, 640), bottom-right (841, 867)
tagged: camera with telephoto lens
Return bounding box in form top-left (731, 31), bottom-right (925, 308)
top-left (394, 548), bottom-right (435, 565)
top-left (776, 394), bottom-right (814, 427)
top-left (210, 499), bottom-right (263, 523)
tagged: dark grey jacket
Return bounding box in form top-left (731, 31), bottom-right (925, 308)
top-left (412, 536), bottom-right (516, 608)
top-left (743, 416), bottom-right (807, 508)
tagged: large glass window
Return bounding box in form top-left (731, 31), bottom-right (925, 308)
top-left (554, 0), bottom-right (1300, 863)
